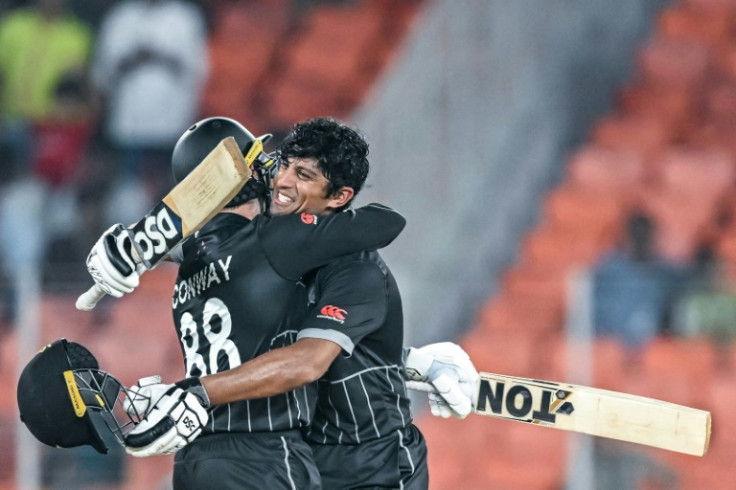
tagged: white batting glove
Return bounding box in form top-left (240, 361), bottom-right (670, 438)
top-left (404, 342), bottom-right (479, 419)
top-left (123, 375), bottom-right (169, 418)
top-left (85, 224), bottom-right (146, 301)
top-left (124, 384), bottom-right (209, 457)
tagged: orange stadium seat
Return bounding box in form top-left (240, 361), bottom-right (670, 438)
top-left (639, 337), bottom-right (715, 406)
top-left (636, 38), bottom-right (711, 89)
top-left (617, 83), bottom-right (700, 134)
top-left (521, 223), bottom-right (614, 267)
top-left (705, 83), bottom-right (736, 129)
top-left (715, 227), bottom-right (736, 265)
top-left (682, 0), bottom-right (736, 13)
top-left (281, 4), bottom-right (383, 86)
top-left (476, 292), bottom-right (562, 336)
top-left (543, 186), bottom-right (627, 237)
top-left (657, 148), bottom-right (735, 202)
top-left (565, 145), bottom-right (646, 197)
top-left (657, 4), bottom-right (733, 48)
top-left (591, 114), bottom-right (673, 156)
top-left (461, 324), bottom-right (544, 376)
top-left (265, 77), bottom-right (346, 129)
top-left (502, 262), bottom-right (568, 307)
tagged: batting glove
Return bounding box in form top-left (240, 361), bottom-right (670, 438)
top-left (123, 375), bottom-right (169, 418)
top-left (123, 378), bottom-right (210, 457)
top-left (404, 342), bottom-right (479, 419)
top-left (85, 224), bottom-right (146, 301)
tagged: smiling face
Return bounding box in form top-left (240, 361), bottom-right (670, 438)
top-left (270, 156), bottom-right (354, 216)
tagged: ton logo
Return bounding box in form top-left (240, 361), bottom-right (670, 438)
top-left (476, 378), bottom-right (575, 424)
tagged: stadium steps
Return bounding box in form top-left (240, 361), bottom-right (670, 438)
top-left (199, 0), bottom-right (423, 133)
top-left (199, 1), bottom-right (290, 129)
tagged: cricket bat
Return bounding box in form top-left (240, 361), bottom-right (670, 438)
top-left (76, 136), bottom-right (263, 311)
top-left (472, 372), bottom-right (711, 456)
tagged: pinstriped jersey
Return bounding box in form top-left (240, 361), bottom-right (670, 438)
top-left (171, 205), bottom-right (405, 435)
top-left (298, 250), bottom-right (413, 445)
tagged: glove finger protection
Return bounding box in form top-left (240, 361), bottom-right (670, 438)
top-left (404, 342), bottom-right (479, 419)
top-left (428, 392), bottom-right (453, 418)
top-left (431, 372), bottom-right (472, 419)
top-left (122, 375), bottom-right (167, 417)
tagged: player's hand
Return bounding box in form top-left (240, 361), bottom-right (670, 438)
top-left (123, 375), bottom-right (170, 418)
top-left (404, 342), bottom-right (479, 419)
top-left (124, 384), bottom-right (209, 457)
top-left (84, 224), bottom-right (146, 301)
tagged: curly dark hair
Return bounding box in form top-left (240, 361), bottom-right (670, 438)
top-left (276, 117), bottom-right (369, 206)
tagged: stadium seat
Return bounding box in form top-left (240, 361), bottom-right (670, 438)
top-left (618, 83), bottom-right (700, 135)
top-left (591, 114), bottom-right (673, 156)
top-left (565, 145), bottom-right (646, 197)
top-left (521, 223), bottom-right (613, 267)
top-left (657, 4), bottom-right (733, 48)
top-left (657, 148), bottom-right (735, 204)
top-left (636, 38), bottom-right (711, 89)
top-left (543, 186), bottom-right (627, 240)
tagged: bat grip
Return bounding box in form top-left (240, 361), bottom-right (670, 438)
top-left (405, 380), bottom-right (437, 393)
top-left (76, 284), bottom-right (106, 311)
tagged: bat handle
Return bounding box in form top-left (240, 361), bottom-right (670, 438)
top-left (76, 284), bottom-right (106, 311)
top-left (405, 380), bottom-right (437, 393)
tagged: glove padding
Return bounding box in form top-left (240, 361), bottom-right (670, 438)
top-left (85, 223), bottom-right (146, 300)
top-left (404, 342), bottom-right (479, 419)
top-left (124, 384), bottom-right (209, 457)
top-left (123, 375), bottom-right (169, 418)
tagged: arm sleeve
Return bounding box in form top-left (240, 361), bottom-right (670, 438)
top-left (297, 261), bottom-right (387, 355)
top-left (260, 203), bottom-right (406, 280)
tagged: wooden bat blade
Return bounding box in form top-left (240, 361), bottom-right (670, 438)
top-left (136, 136), bottom-right (250, 264)
top-left (76, 136), bottom-right (251, 311)
top-left (474, 372), bottom-right (711, 457)
top-left (163, 136), bottom-right (255, 237)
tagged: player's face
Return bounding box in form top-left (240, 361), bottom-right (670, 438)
top-left (270, 157), bottom-right (351, 216)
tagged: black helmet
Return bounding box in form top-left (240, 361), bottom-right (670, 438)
top-left (171, 117), bottom-right (276, 207)
top-left (17, 339), bottom-right (137, 454)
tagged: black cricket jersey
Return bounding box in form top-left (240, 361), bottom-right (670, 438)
top-left (298, 250), bottom-right (414, 445)
top-left (171, 205), bottom-right (405, 436)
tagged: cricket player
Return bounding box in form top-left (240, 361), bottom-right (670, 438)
top-left (86, 117), bottom-right (478, 489)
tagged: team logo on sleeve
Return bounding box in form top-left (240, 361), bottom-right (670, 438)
top-left (317, 305), bottom-right (347, 323)
top-left (300, 213), bottom-right (318, 225)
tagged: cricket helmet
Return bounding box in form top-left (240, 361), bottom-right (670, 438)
top-left (171, 117), bottom-right (276, 207)
top-left (17, 339), bottom-right (138, 454)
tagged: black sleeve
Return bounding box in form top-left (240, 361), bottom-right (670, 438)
top-left (296, 261), bottom-right (387, 355)
top-left (258, 204), bottom-right (406, 280)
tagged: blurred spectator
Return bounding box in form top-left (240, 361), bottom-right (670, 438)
top-left (0, 0), bottom-right (92, 177)
top-left (672, 245), bottom-right (736, 372)
top-left (0, 0), bottom-right (93, 324)
top-left (592, 211), bottom-right (686, 365)
top-left (91, 0), bottom-right (209, 226)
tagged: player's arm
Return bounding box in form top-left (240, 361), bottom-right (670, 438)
top-left (120, 337), bottom-right (340, 457)
top-left (202, 260), bottom-right (387, 403)
top-left (259, 203), bottom-right (406, 280)
top-left (202, 337), bottom-right (341, 404)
